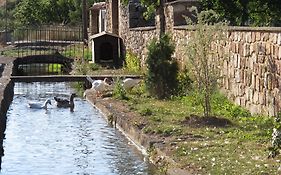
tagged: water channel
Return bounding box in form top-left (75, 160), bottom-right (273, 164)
top-left (1, 82), bottom-right (154, 175)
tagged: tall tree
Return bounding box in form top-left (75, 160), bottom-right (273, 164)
top-left (138, 0), bottom-right (166, 36)
top-left (201, 0), bottom-right (281, 26)
top-left (13, 0), bottom-right (102, 27)
top-left (14, 0), bottom-right (44, 27)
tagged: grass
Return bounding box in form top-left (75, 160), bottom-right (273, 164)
top-left (120, 87), bottom-right (279, 174)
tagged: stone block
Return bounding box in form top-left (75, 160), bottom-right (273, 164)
top-left (266, 43), bottom-right (271, 55)
top-left (240, 97), bottom-right (246, 107)
top-left (235, 69), bottom-right (241, 83)
top-left (249, 104), bottom-right (261, 114)
top-left (235, 97), bottom-right (241, 105)
top-left (257, 42), bottom-right (266, 55)
top-left (278, 33), bottom-right (281, 45)
top-left (245, 71), bottom-right (252, 86)
top-left (257, 55), bottom-right (265, 63)
top-left (244, 43), bottom-right (251, 57)
top-left (245, 32), bottom-right (252, 43)
top-left (279, 47), bottom-right (281, 59)
top-left (268, 104), bottom-right (275, 117)
top-left (250, 43), bottom-right (257, 56)
top-left (251, 74), bottom-right (256, 88)
top-left (256, 32), bottom-right (261, 41)
top-left (253, 91), bottom-right (259, 103)
top-left (262, 33), bottom-right (269, 41)
top-left (255, 77), bottom-right (260, 91)
top-left (259, 91), bottom-right (265, 105)
top-left (251, 32), bottom-right (256, 42)
top-left (238, 84), bottom-right (245, 96)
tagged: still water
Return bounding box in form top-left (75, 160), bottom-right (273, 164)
top-left (1, 82), bottom-right (153, 175)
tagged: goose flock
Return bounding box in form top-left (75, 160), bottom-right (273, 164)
top-left (27, 76), bottom-right (142, 112)
top-left (28, 93), bottom-right (77, 112)
top-left (86, 76), bottom-right (142, 96)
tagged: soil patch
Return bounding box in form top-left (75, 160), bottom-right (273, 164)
top-left (182, 114), bottom-right (233, 128)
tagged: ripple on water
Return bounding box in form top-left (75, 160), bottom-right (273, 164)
top-left (1, 82), bottom-right (153, 175)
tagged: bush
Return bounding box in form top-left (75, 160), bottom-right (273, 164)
top-left (146, 34), bottom-right (178, 99)
top-left (112, 78), bottom-right (128, 100)
top-left (177, 69), bottom-right (193, 96)
top-left (124, 50), bottom-right (141, 73)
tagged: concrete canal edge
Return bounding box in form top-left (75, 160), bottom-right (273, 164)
top-left (85, 90), bottom-right (192, 175)
top-left (0, 59), bottom-right (16, 157)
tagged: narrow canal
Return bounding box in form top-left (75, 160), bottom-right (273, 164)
top-left (1, 82), bottom-right (154, 175)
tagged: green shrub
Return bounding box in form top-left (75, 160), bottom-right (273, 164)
top-left (177, 69), bottom-right (193, 96)
top-left (146, 34), bottom-right (178, 99)
top-left (124, 50), bottom-right (141, 73)
top-left (113, 78), bottom-right (128, 100)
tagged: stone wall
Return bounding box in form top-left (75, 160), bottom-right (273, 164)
top-left (172, 27), bottom-right (281, 116)
top-left (119, 4), bottom-right (158, 67)
top-left (105, 0), bottom-right (281, 116)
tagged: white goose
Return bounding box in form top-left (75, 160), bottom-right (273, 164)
top-left (28, 99), bottom-right (52, 110)
top-left (122, 78), bottom-right (142, 91)
top-left (86, 76), bottom-right (113, 96)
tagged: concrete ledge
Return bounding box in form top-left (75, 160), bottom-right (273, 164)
top-left (85, 90), bottom-right (193, 175)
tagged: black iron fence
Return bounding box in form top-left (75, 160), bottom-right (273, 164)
top-left (4, 25), bottom-right (90, 76)
top-left (12, 25), bottom-right (84, 58)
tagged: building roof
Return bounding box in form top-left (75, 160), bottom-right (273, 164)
top-left (89, 31), bottom-right (120, 40)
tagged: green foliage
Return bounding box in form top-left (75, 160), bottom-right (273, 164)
top-left (112, 78), bottom-right (128, 100)
top-left (201, 0), bottom-right (281, 26)
top-left (185, 9), bottom-right (227, 117)
top-left (268, 111), bottom-right (281, 158)
top-left (124, 50), bottom-right (141, 73)
top-left (146, 34), bottom-right (178, 99)
top-left (14, 0), bottom-right (45, 27)
top-left (11, 0), bottom-right (103, 27)
top-left (177, 69), bottom-right (193, 96)
top-left (211, 92), bottom-right (251, 118)
top-left (139, 107), bottom-right (153, 116)
top-left (73, 60), bottom-right (101, 75)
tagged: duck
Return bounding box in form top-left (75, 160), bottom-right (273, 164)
top-left (54, 93), bottom-right (76, 112)
top-left (28, 99), bottom-right (52, 110)
top-left (122, 78), bottom-right (142, 91)
top-left (86, 76), bottom-right (113, 96)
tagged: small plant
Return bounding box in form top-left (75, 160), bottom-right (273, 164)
top-left (113, 78), bottom-right (128, 100)
top-left (185, 8), bottom-right (227, 117)
top-left (72, 60), bottom-right (101, 75)
top-left (139, 107), bottom-right (153, 116)
top-left (268, 111), bottom-right (281, 158)
top-left (177, 69), bottom-right (193, 96)
top-left (124, 50), bottom-right (141, 73)
top-left (230, 105), bottom-right (251, 118)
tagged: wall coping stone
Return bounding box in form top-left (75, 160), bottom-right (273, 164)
top-left (129, 26), bottom-right (156, 31)
top-left (174, 25), bottom-right (281, 32)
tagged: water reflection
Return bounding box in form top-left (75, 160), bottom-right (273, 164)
top-left (1, 82), bottom-right (154, 175)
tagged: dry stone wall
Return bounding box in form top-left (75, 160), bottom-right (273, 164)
top-left (106, 0), bottom-right (281, 116)
top-left (172, 27), bottom-right (281, 116)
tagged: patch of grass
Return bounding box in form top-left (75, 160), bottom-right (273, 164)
top-left (125, 90), bottom-right (277, 174)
